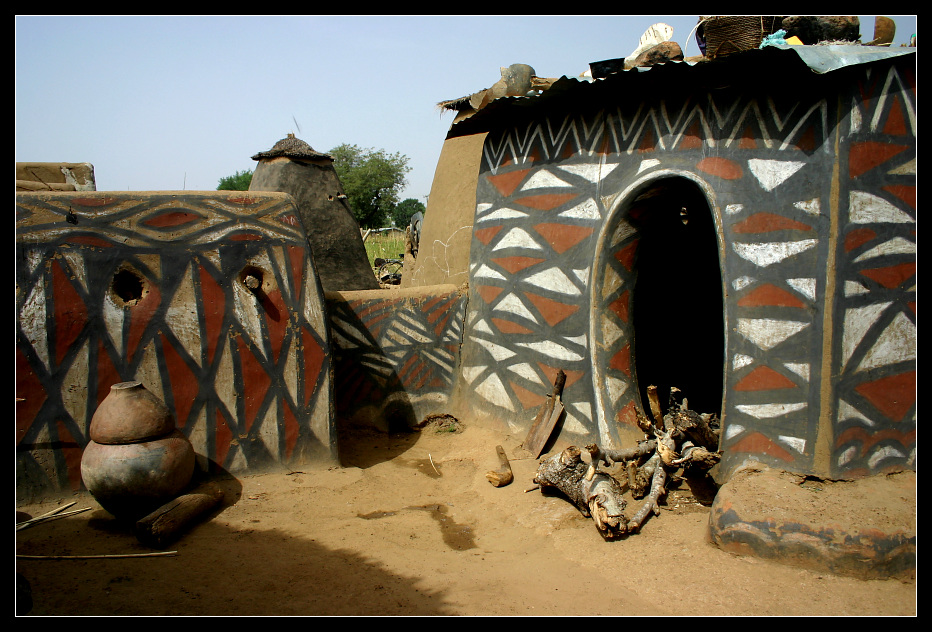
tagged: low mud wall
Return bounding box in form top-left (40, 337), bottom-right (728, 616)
top-left (325, 284), bottom-right (468, 431)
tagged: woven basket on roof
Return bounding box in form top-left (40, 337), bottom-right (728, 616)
top-left (704, 16), bottom-right (783, 59)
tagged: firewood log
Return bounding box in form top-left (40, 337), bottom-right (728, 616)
top-left (534, 446), bottom-right (628, 539)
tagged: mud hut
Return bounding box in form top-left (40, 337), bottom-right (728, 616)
top-left (409, 43), bottom-right (916, 482)
top-left (249, 134), bottom-right (378, 292)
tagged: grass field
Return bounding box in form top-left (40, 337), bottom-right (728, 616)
top-left (363, 228), bottom-right (406, 267)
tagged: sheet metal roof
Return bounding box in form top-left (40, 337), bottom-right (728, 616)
top-left (444, 45), bottom-right (916, 136)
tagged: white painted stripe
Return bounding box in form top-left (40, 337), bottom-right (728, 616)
top-left (475, 372), bottom-right (514, 412)
top-left (558, 197), bottom-right (601, 220)
top-left (520, 169), bottom-right (572, 190)
top-left (733, 275), bottom-right (755, 291)
top-left (853, 236), bottom-right (916, 262)
top-left (735, 402), bottom-right (807, 418)
top-left (868, 445), bottom-right (905, 469)
top-left (842, 302), bottom-right (891, 367)
top-left (507, 362), bottom-right (545, 386)
top-left (837, 398), bottom-right (875, 427)
top-left (493, 292), bottom-right (539, 324)
top-left (849, 190), bottom-right (915, 224)
top-left (737, 318), bottom-right (809, 351)
top-left (476, 207), bottom-right (529, 223)
top-left (724, 423), bottom-right (745, 440)
top-left (637, 159), bottom-right (661, 174)
top-left (793, 198), bottom-right (821, 215)
top-left (732, 239), bottom-right (818, 267)
top-left (523, 267), bottom-right (581, 295)
top-left (857, 311), bottom-right (916, 372)
top-left (514, 340), bottom-right (584, 361)
top-left (778, 435), bottom-right (806, 453)
top-left (470, 337), bottom-right (517, 362)
top-left (491, 227), bottom-right (543, 252)
top-left (783, 363), bottom-right (810, 381)
top-left (748, 159), bottom-right (806, 191)
top-left (461, 365), bottom-right (487, 385)
top-left (787, 278), bottom-right (816, 301)
top-left (473, 264), bottom-right (507, 280)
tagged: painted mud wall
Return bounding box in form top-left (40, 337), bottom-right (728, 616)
top-left (448, 49), bottom-right (915, 480)
top-left (16, 191), bottom-right (335, 502)
top-left (325, 285), bottom-right (468, 431)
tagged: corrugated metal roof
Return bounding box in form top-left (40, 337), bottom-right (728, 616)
top-left (768, 43), bottom-right (915, 73)
top-left (445, 45), bottom-right (915, 134)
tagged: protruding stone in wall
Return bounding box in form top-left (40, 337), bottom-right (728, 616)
top-left (249, 134), bottom-right (379, 292)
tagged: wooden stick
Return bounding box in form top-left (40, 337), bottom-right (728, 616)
top-left (16, 508), bottom-right (91, 531)
top-left (485, 445), bottom-right (514, 487)
top-left (17, 551), bottom-right (177, 560)
top-left (17, 502), bottom-right (76, 525)
top-left (646, 385), bottom-right (664, 429)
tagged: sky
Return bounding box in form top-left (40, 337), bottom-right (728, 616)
top-left (15, 15), bottom-right (917, 209)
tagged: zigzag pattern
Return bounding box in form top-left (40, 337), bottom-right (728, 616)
top-left (481, 89), bottom-right (830, 172)
top-left (16, 192), bottom-right (332, 495)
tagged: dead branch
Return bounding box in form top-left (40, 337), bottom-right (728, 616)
top-left (646, 385), bottom-right (664, 429)
top-left (627, 456), bottom-right (668, 532)
top-left (532, 386), bottom-right (723, 538)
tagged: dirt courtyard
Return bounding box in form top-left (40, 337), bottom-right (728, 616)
top-left (16, 416), bottom-right (916, 616)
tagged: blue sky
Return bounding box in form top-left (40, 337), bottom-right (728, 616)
top-left (15, 15), bottom-right (917, 209)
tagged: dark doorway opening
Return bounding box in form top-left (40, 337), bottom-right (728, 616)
top-left (630, 178), bottom-right (724, 419)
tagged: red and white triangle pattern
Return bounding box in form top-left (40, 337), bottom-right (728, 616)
top-left (16, 192), bottom-right (333, 495)
top-left (832, 61), bottom-right (916, 477)
top-left (465, 58), bottom-right (915, 471)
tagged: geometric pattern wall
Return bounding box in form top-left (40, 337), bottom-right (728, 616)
top-left (16, 191), bottom-right (333, 500)
top-left (457, 52), bottom-right (915, 477)
top-left (326, 287), bottom-right (467, 430)
top-left (830, 60), bottom-right (916, 477)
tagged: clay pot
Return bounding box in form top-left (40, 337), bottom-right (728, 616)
top-left (81, 382), bottom-right (195, 520)
top-left (90, 381), bottom-right (175, 444)
top-left (81, 430), bottom-right (196, 520)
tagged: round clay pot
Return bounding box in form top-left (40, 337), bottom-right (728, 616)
top-left (90, 381), bottom-right (176, 444)
top-left (81, 429), bottom-right (196, 520)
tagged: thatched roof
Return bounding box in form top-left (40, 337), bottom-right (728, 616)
top-left (252, 134), bottom-right (332, 161)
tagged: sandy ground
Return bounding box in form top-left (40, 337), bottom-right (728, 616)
top-left (16, 416), bottom-right (916, 617)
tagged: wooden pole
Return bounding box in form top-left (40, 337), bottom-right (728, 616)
top-left (134, 484), bottom-right (224, 548)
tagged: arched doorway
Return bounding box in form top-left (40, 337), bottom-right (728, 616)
top-left (629, 177), bottom-right (724, 419)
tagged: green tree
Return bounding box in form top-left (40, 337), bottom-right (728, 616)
top-left (391, 197), bottom-right (426, 228)
top-left (217, 169), bottom-right (253, 191)
top-left (329, 144), bottom-right (411, 228)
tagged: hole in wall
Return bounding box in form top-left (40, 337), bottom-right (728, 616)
top-left (630, 178), bottom-right (725, 419)
top-left (110, 267), bottom-right (147, 307)
top-left (239, 265), bottom-right (264, 292)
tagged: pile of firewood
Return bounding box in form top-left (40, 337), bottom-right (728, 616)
top-left (532, 386), bottom-right (721, 539)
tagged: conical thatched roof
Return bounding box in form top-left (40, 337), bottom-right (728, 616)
top-left (251, 134), bottom-right (332, 161)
